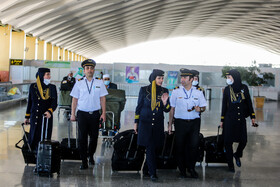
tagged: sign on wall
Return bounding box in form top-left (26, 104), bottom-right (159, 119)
top-left (126, 66), bottom-right (139, 83)
top-left (45, 61), bottom-right (70, 68)
top-left (10, 59), bottom-right (23, 65)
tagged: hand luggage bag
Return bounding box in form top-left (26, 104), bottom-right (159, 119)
top-left (15, 123), bottom-right (36, 165)
top-left (204, 126), bottom-right (227, 164)
top-left (36, 116), bottom-right (61, 176)
top-left (111, 129), bottom-right (145, 171)
top-left (156, 132), bottom-right (177, 169)
top-left (60, 120), bottom-right (80, 160)
top-left (197, 133), bottom-right (205, 163)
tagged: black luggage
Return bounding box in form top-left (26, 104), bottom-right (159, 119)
top-left (15, 123), bottom-right (36, 165)
top-left (61, 121), bottom-right (80, 160)
top-left (111, 129), bottom-right (145, 171)
top-left (204, 126), bottom-right (227, 164)
top-left (36, 117), bottom-right (61, 176)
top-left (197, 133), bottom-right (205, 163)
top-left (156, 132), bottom-right (177, 169)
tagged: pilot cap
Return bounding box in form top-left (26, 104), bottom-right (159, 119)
top-left (180, 68), bottom-right (193, 77)
top-left (81, 59), bottom-right (96, 68)
top-left (191, 70), bottom-right (199, 77)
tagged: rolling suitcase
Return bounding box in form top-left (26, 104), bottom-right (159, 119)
top-left (15, 123), bottom-right (36, 165)
top-left (61, 121), bottom-right (80, 160)
top-left (204, 126), bottom-right (227, 164)
top-left (36, 116), bottom-right (61, 176)
top-left (156, 132), bottom-right (177, 169)
top-left (111, 129), bottom-right (145, 171)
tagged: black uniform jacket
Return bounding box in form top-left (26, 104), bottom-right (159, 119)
top-left (135, 85), bottom-right (170, 147)
top-left (60, 76), bottom-right (76, 91)
top-left (25, 83), bottom-right (57, 148)
top-left (221, 84), bottom-right (255, 143)
top-left (108, 82), bottom-right (117, 89)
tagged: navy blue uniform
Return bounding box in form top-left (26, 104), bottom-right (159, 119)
top-left (108, 82), bottom-right (117, 89)
top-left (221, 84), bottom-right (255, 161)
top-left (135, 85), bottom-right (170, 175)
top-left (25, 83), bottom-right (57, 150)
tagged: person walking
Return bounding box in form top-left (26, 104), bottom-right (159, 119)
top-left (70, 59), bottom-right (108, 170)
top-left (221, 69), bottom-right (256, 172)
top-left (134, 69), bottom-right (170, 181)
top-left (168, 68), bottom-right (207, 178)
top-left (24, 68), bottom-right (57, 150)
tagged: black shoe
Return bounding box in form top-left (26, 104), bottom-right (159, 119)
top-left (228, 165), bottom-right (235, 172)
top-left (233, 153), bottom-right (241, 167)
top-left (187, 169), bottom-right (198, 178)
top-left (89, 159), bottom-right (95, 166)
top-left (178, 172), bottom-right (187, 179)
top-left (150, 174), bottom-right (158, 181)
top-left (80, 162), bottom-right (88, 170)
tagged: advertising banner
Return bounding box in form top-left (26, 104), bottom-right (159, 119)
top-left (126, 66), bottom-right (139, 83)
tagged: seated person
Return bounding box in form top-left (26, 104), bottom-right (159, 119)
top-left (60, 71), bottom-right (76, 91)
top-left (7, 86), bottom-right (21, 96)
top-left (103, 74), bottom-right (117, 89)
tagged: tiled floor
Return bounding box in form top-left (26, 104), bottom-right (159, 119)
top-left (0, 98), bottom-right (280, 186)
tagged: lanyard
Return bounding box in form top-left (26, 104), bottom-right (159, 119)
top-left (85, 79), bottom-right (94, 94)
top-left (183, 88), bottom-right (192, 99)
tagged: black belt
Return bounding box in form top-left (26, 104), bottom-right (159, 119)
top-left (177, 118), bottom-right (198, 122)
top-left (78, 110), bottom-right (99, 115)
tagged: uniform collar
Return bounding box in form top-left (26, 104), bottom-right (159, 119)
top-left (84, 77), bottom-right (94, 82)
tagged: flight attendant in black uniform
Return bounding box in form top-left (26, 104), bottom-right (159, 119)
top-left (24, 68), bottom-right (58, 150)
top-left (134, 69), bottom-right (170, 181)
top-left (221, 69), bottom-right (256, 172)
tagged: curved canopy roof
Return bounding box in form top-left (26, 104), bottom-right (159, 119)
top-left (1, 0), bottom-right (280, 58)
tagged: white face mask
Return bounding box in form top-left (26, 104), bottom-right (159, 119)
top-left (44, 79), bottom-right (51, 85)
top-left (192, 80), bottom-right (198, 86)
top-left (226, 79), bottom-right (233, 85)
top-left (104, 80), bottom-right (110, 86)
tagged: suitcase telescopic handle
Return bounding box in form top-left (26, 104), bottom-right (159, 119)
top-left (40, 115), bottom-right (49, 141)
top-left (15, 123), bottom-right (32, 151)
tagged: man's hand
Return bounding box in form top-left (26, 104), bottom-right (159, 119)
top-left (195, 106), bottom-right (200, 112)
top-left (70, 114), bottom-right (76, 121)
top-left (44, 111), bottom-right (51, 118)
top-left (220, 122), bottom-right (223, 128)
top-left (100, 113), bottom-right (106, 123)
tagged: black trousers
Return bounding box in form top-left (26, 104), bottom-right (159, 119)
top-left (225, 141), bottom-right (247, 166)
top-left (77, 110), bottom-right (100, 162)
top-left (174, 118), bottom-right (200, 173)
top-left (30, 116), bottom-right (53, 150)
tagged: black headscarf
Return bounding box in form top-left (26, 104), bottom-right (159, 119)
top-left (226, 69), bottom-right (242, 92)
top-left (36, 68), bottom-right (50, 100)
top-left (36, 68), bottom-right (50, 88)
top-left (149, 69), bottom-right (164, 111)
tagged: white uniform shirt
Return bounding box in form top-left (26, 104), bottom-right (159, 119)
top-left (70, 77), bottom-right (108, 112)
top-left (170, 86), bottom-right (207, 120)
